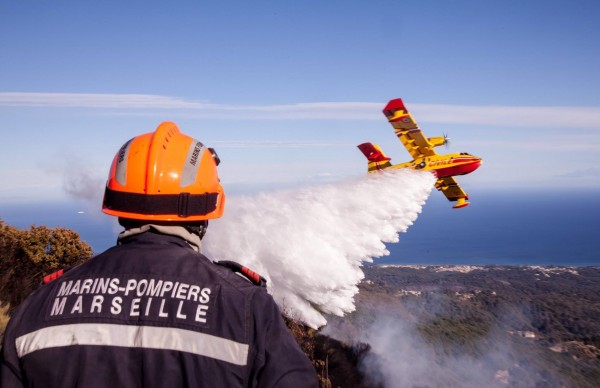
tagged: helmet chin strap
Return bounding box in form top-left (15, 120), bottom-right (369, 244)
top-left (183, 220), bottom-right (208, 240)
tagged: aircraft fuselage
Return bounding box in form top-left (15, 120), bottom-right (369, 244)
top-left (386, 152), bottom-right (482, 178)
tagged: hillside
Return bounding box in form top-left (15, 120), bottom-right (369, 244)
top-left (3, 234), bottom-right (600, 388)
top-left (319, 265), bottom-right (600, 387)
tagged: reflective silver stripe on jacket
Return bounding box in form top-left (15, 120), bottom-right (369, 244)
top-left (15, 323), bottom-right (249, 366)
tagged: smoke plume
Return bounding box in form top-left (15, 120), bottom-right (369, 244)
top-left (59, 155), bottom-right (105, 204)
top-left (355, 316), bottom-right (504, 387)
top-left (203, 169), bottom-right (436, 328)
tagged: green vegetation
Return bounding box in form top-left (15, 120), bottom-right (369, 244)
top-left (361, 265), bottom-right (600, 349)
top-left (0, 219), bottom-right (92, 319)
top-left (353, 265), bottom-right (600, 387)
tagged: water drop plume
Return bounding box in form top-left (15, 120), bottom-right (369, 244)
top-left (204, 170), bottom-right (436, 328)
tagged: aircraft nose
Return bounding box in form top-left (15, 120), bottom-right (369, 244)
top-left (466, 156), bottom-right (482, 173)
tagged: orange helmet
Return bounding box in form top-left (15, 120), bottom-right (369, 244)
top-left (102, 122), bottom-right (225, 221)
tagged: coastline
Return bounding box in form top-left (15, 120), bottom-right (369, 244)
top-left (373, 264), bottom-right (596, 272)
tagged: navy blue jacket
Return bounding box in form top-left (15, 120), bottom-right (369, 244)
top-left (1, 232), bottom-right (317, 387)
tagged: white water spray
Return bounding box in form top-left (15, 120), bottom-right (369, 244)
top-left (203, 169), bottom-right (436, 328)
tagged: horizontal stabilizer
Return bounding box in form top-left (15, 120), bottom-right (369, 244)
top-left (357, 142), bottom-right (391, 162)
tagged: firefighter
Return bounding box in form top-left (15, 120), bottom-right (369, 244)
top-left (1, 122), bottom-right (318, 387)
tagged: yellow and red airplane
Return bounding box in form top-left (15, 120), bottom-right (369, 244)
top-left (358, 98), bottom-right (482, 209)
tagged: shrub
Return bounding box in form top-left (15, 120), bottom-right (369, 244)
top-left (0, 219), bottom-right (93, 317)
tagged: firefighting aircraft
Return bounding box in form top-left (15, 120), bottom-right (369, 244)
top-left (358, 98), bottom-right (482, 209)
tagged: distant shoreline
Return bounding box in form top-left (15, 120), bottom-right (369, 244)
top-left (371, 263), bottom-right (599, 271)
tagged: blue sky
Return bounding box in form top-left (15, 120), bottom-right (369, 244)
top-left (1, 0), bottom-right (599, 203)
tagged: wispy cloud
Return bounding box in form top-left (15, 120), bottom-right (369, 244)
top-left (462, 137), bottom-right (600, 152)
top-left (0, 92), bottom-right (215, 109)
top-left (211, 140), bottom-right (354, 148)
top-left (2, 92), bottom-right (600, 128)
top-left (0, 92), bottom-right (380, 120)
top-left (414, 104), bottom-right (600, 129)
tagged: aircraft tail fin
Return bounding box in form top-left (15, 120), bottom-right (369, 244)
top-left (357, 142), bottom-right (392, 172)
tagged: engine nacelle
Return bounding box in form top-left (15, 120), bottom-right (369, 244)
top-left (428, 136), bottom-right (448, 148)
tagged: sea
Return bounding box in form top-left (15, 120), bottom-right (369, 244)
top-left (1, 189), bottom-right (599, 267)
top-left (383, 189), bottom-right (600, 267)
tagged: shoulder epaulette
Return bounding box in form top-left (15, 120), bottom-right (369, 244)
top-left (43, 269), bottom-right (65, 284)
top-left (42, 266), bottom-right (74, 284)
top-left (216, 260), bottom-right (267, 287)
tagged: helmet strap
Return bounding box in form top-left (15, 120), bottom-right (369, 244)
top-left (183, 220), bottom-right (209, 240)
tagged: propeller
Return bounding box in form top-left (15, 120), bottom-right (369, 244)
top-left (443, 132), bottom-right (451, 148)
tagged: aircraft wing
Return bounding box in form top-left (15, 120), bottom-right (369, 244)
top-left (382, 99), bottom-right (437, 160)
top-left (435, 176), bottom-right (470, 208)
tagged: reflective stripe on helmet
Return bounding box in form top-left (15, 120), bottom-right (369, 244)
top-left (115, 139), bottom-right (133, 186)
top-left (180, 140), bottom-right (205, 188)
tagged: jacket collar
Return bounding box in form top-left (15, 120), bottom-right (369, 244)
top-left (117, 224), bottom-right (202, 253)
